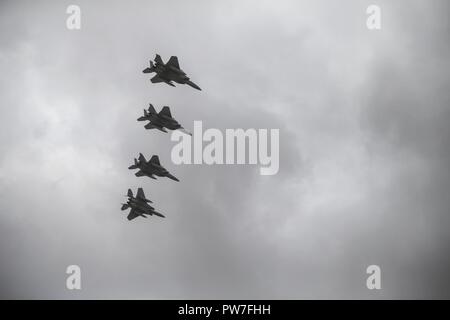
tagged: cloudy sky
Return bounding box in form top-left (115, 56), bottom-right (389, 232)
top-left (0, 0), bottom-right (449, 299)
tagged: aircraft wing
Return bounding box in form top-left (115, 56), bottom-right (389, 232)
top-left (136, 188), bottom-right (146, 200)
top-left (159, 106), bottom-right (172, 118)
top-left (135, 170), bottom-right (146, 177)
top-left (150, 155), bottom-right (160, 165)
top-left (127, 209), bottom-right (140, 221)
top-left (167, 56), bottom-right (180, 69)
top-left (150, 75), bottom-right (164, 83)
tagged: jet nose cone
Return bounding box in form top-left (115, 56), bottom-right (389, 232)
top-left (186, 81), bottom-right (201, 91)
top-left (167, 174), bottom-right (180, 182)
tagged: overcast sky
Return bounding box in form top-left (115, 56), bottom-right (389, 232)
top-left (0, 0), bottom-right (449, 299)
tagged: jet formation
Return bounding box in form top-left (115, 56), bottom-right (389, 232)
top-left (121, 188), bottom-right (165, 220)
top-left (121, 54), bottom-right (199, 221)
top-left (143, 54), bottom-right (201, 90)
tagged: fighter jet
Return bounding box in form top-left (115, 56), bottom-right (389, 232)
top-left (137, 104), bottom-right (190, 135)
top-left (128, 153), bottom-right (179, 182)
top-left (121, 188), bottom-right (165, 220)
top-left (143, 54), bottom-right (201, 90)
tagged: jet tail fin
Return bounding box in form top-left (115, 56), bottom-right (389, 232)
top-left (127, 189), bottom-right (133, 197)
top-left (138, 153), bottom-right (147, 163)
top-left (148, 103), bottom-right (157, 114)
top-left (121, 203), bottom-right (130, 211)
top-left (154, 54), bottom-right (163, 65)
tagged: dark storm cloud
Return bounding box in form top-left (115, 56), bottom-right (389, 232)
top-left (0, 0), bottom-right (449, 299)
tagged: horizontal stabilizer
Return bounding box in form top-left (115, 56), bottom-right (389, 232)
top-left (138, 153), bottom-right (146, 163)
top-left (136, 188), bottom-right (146, 200)
top-left (143, 61), bottom-right (155, 73)
top-left (137, 109), bottom-right (148, 121)
top-left (128, 159), bottom-right (139, 170)
top-left (154, 54), bottom-right (164, 65)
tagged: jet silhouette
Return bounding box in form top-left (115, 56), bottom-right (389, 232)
top-left (121, 188), bottom-right (165, 220)
top-left (143, 54), bottom-right (201, 90)
top-left (128, 154), bottom-right (179, 182)
top-left (137, 103), bottom-right (190, 134)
